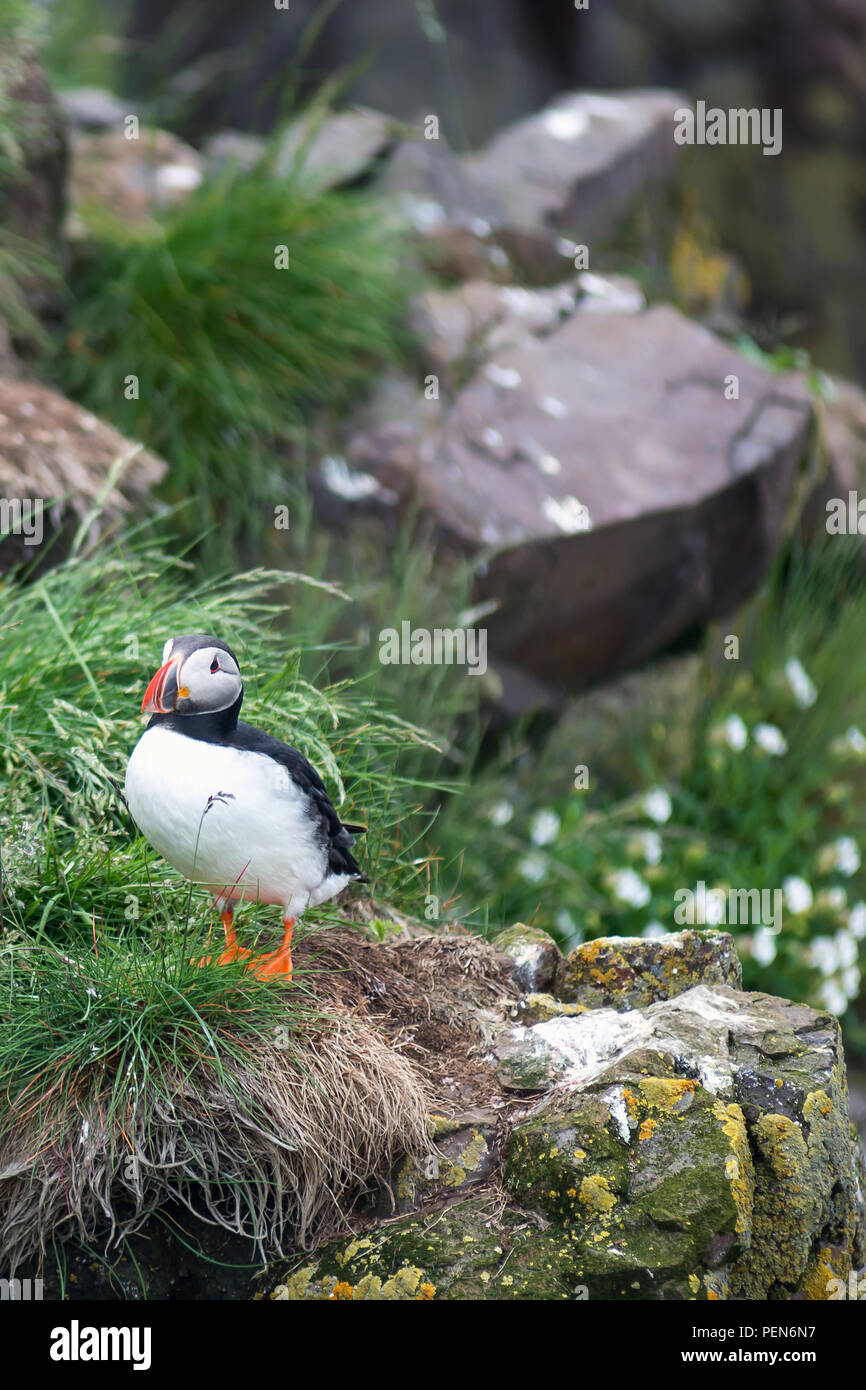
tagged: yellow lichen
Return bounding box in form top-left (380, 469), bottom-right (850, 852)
top-left (578, 1174), bottom-right (617, 1213)
top-left (712, 1100), bottom-right (754, 1238)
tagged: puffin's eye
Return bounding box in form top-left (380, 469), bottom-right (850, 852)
top-left (210, 656), bottom-right (220, 674)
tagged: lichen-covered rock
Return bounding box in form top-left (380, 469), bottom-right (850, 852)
top-left (505, 1080), bottom-right (751, 1299)
top-left (275, 977), bottom-right (865, 1301)
top-left (498, 983), bottom-right (865, 1298)
top-left (492, 923), bottom-right (562, 994)
top-left (272, 1198), bottom-right (592, 1301)
top-left (555, 928), bottom-right (742, 1009)
top-left (374, 1119), bottom-right (496, 1216)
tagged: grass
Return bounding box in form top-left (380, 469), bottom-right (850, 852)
top-left (54, 164), bottom-right (416, 554)
top-left (0, 924), bottom-right (428, 1273)
top-left (0, 527), bottom-right (449, 1271)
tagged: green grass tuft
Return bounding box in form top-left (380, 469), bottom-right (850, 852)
top-left (54, 167), bottom-right (416, 548)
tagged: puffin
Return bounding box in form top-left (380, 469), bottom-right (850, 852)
top-left (124, 633), bottom-right (366, 979)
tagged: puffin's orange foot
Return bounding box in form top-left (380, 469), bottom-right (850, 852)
top-left (247, 917), bottom-right (294, 981)
top-left (194, 908), bottom-right (251, 968)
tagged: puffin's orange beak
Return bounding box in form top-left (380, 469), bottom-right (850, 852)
top-left (142, 657), bottom-right (182, 714)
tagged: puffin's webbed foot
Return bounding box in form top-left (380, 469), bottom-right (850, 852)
top-left (194, 908), bottom-right (251, 967)
top-left (248, 916), bottom-right (294, 980)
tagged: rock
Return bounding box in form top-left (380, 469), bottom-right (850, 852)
top-left (275, 106), bottom-right (396, 188)
top-left (375, 1120), bottom-right (497, 1217)
top-left (57, 87), bottom-right (129, 131)
top-left (375, 137), bottom-right (505, 239)
top-left (492, 923), bottom-right (562, 994)
top-left (377, 90), bottom-right (688, 285)
top-left (0, 379), bottom-right (167, 572)
top-left (501, 984), bottom-right (866, 1298)
top-left (200, 129), bottom-right (266, 176)
top-left (411, 278), bottom-right (580, 386)
top-left (67, 127), bottom-right (202, 234)
top-left (555, 929), bottom-right (742, 1010)
top-left (463, 89), bottom-right (687, 243)
top-left (816, 375), bottom-right (866, 498)
top-left (270, 1197), bottom-right (590, 1300)
top-left (285, 975), bottom-right (865, 1299)
top-left (346, 302), bottom-right (812, 693)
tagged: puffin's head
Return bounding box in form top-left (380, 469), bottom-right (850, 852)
top-left (141, 634), bottom-right (243, 716)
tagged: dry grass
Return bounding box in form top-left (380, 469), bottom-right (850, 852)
top-left (0, 927), bottom-right (518, 1276)
top-left (0, 1007), bottom-right (430, 1274)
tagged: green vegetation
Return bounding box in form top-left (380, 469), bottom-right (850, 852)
top-left (0, 535), bottom-right (445, 1271)
top-left (55, 166), bottom-right (414, 552)
top-left (426, 537), bottom-right (866, 1048)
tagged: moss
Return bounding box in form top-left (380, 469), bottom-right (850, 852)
top-left (272, 1199), bottom-right (592, 1301)
top-left (505, 1098), bottom-right (629, 1223)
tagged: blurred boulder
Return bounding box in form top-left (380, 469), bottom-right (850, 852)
top-left (201, 129), bottom-right (266, 176)
top-left (0, 380), bottom-right (167, 573)
top-left (344, 301), bottom-right (811, 694)
top-left (275, 105), bottom-right (397, 188)
top-left (67, 128), bottom-right (202, 235)
top-left (378, 89), bottom-right (687, 284)
top-left (463, 88), bottom-right (685, 242)
top-left (57, 87), bottom-right (130, 132)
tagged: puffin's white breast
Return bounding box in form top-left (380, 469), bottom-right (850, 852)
top-left (124, 726), bottom-right (331, 912)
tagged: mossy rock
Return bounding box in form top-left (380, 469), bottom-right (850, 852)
top-left (271, 1199), bottom-right (591, 1301)
top-left (555, 929), bottom-right (741, 1010)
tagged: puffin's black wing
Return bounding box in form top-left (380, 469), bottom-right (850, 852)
top-left (233, 722), bottom-right (367, 881)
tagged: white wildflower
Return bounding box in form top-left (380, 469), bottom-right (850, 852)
top-left (835, 930), bottom-right (859, 970)
top-left (629, 831), bottom-right (663, 865)
top-left (784, 658), bottom-right (817, 709)
top-left (608, 868), bottom-right (651, 909)
top-left (530, 809), bottom-right (561, 846)
top-left (818, 836), bottom-right (861, 877)
top-left (754, 723), bottom-right (788, 756)
top-left (810, 936), bottom-right (840, 976)
top-left (642, 787), bottom-right (672, 824)
top-left (642, 921), bottom-right (667, 940)
top-left (488, 800), bottom-right (514, 827)
top-left (711, 714), bottom-right (748, 752)
top-left (752, 928), bottom-right (778, 966)
top-left (849, 902), bottom-right (866, 940)
top-left (822, 886), bottom-right (848, 912)
top-left (819, 980), bottom-right (848, 1016)
top-left (782, 876), bottom-right (813, 915)
top-left (518, 853), bottom-right (547, 884)
top-left (704, 888), bottom-right (728, 926)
